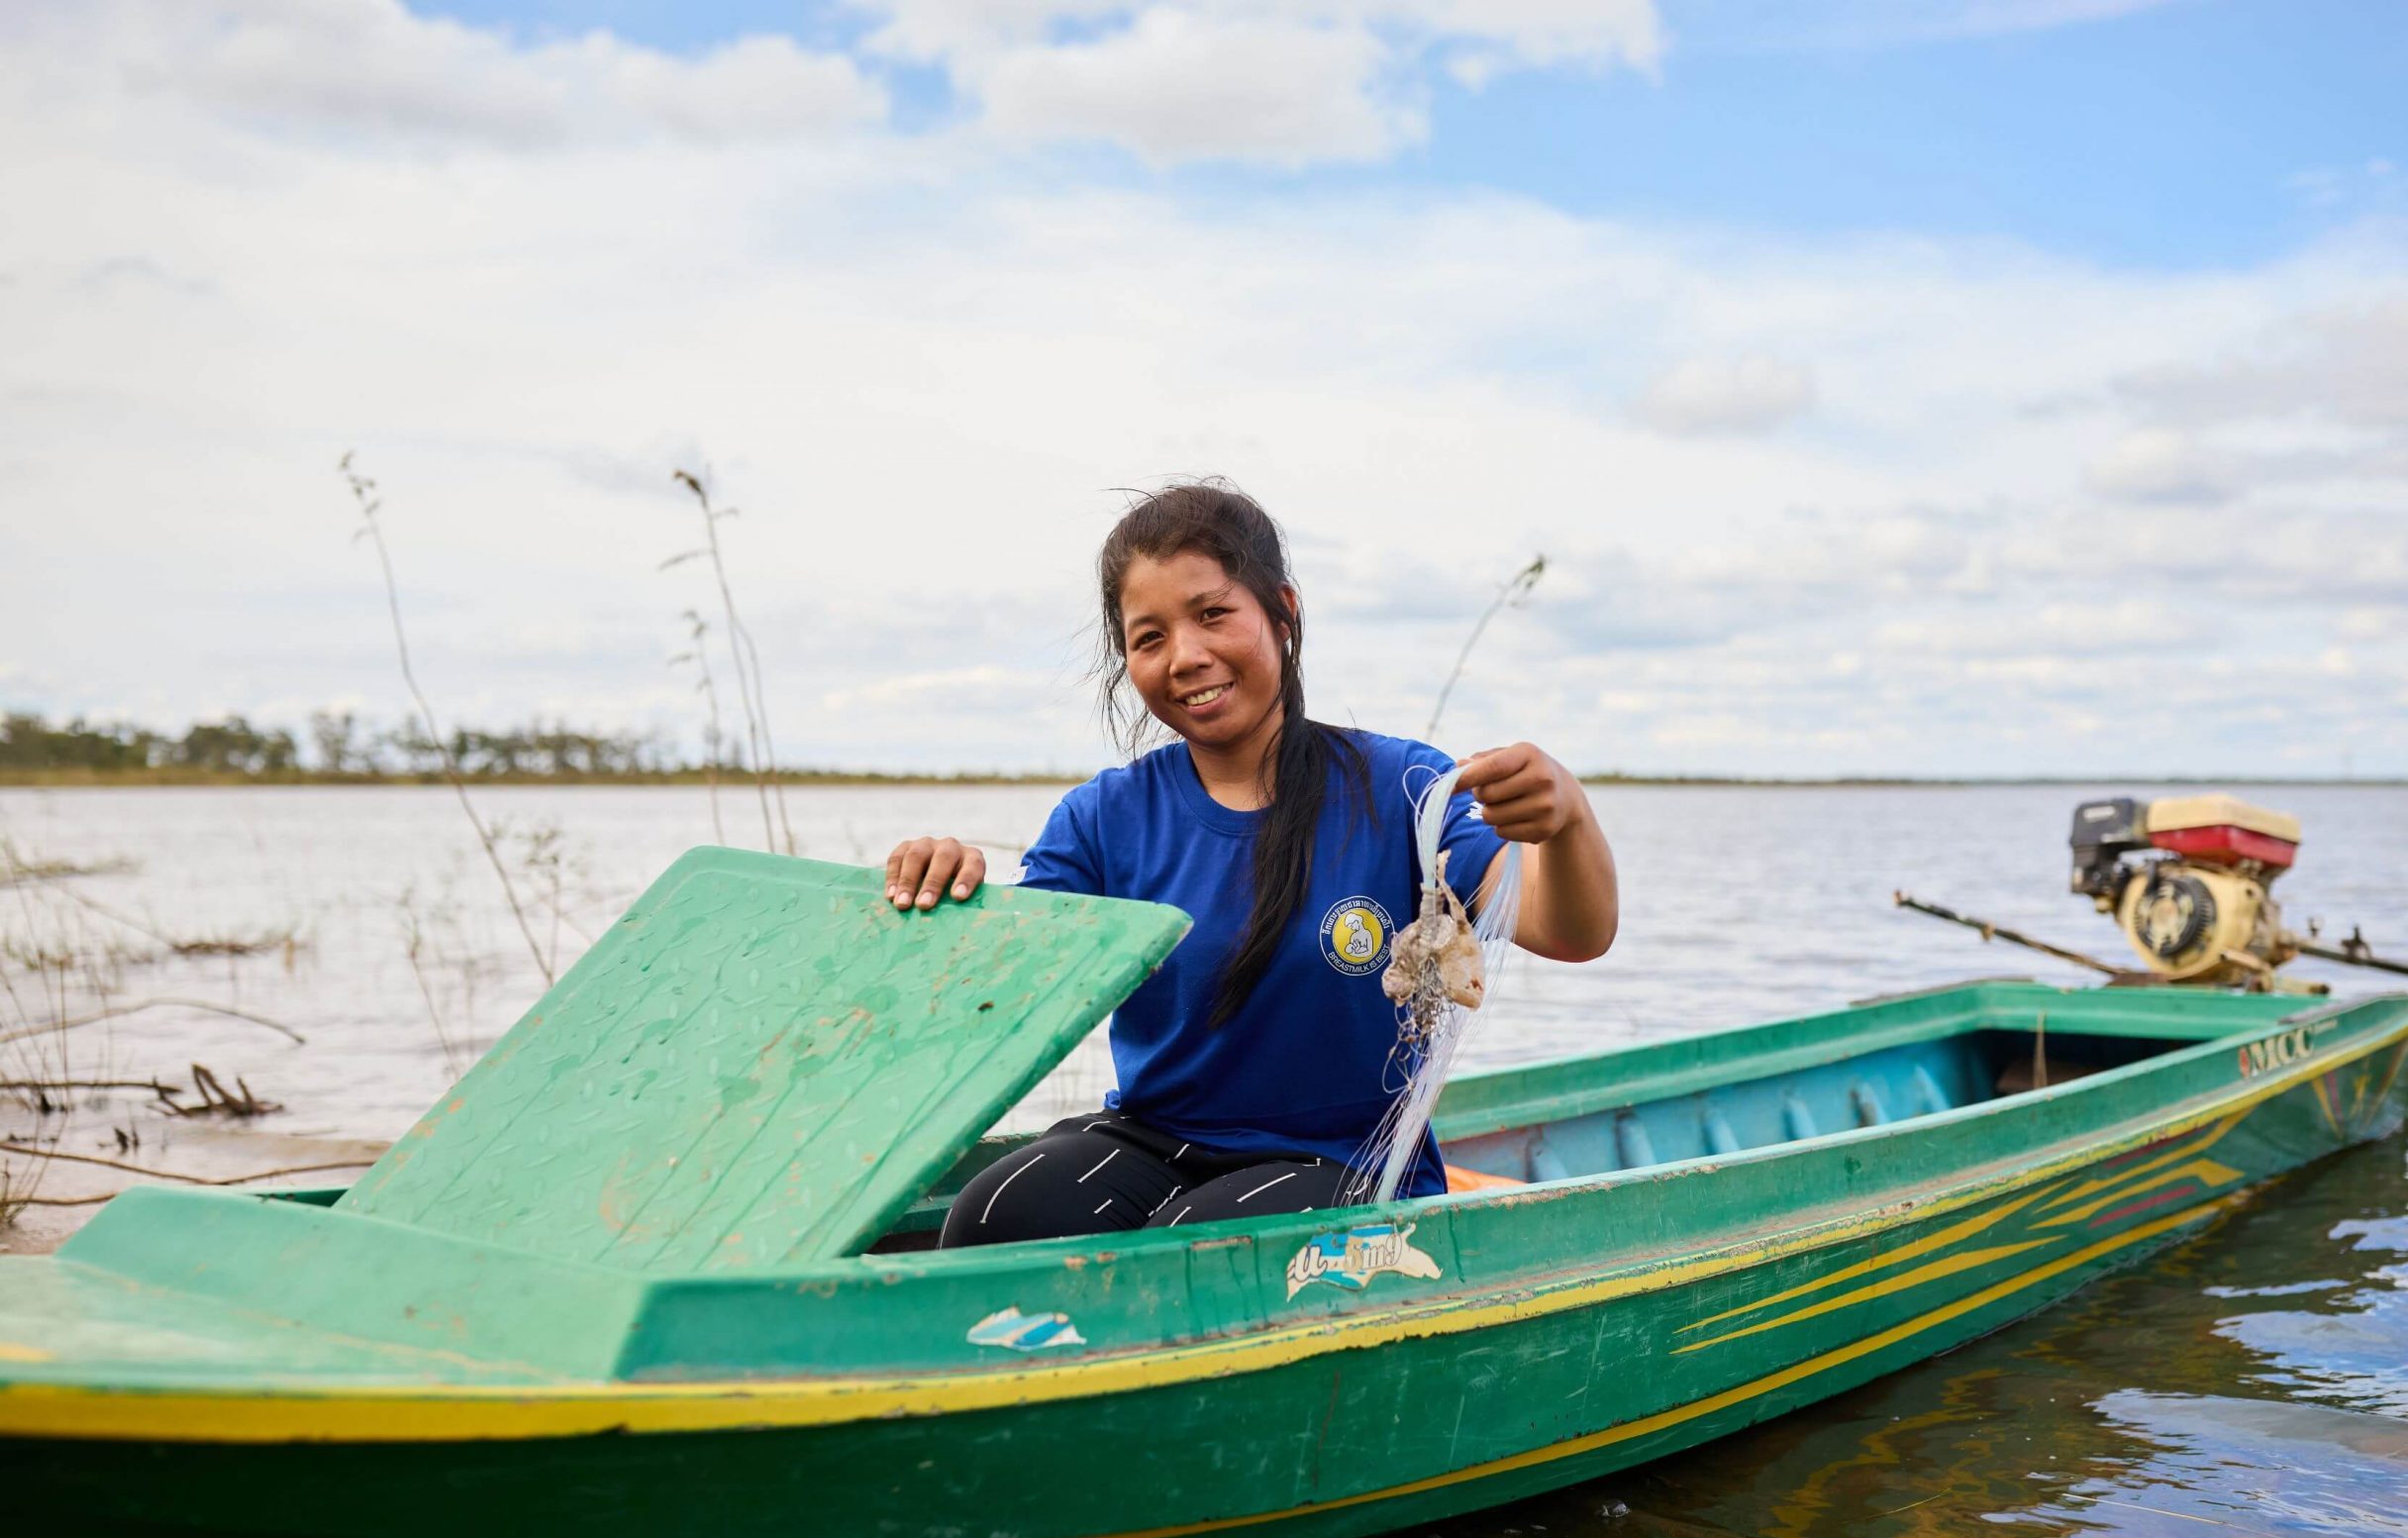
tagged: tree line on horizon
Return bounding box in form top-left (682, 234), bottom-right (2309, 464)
top-left (0, 711), bottom-right (687, 779)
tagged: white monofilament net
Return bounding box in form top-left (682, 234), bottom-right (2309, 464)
top-left (1348, 764), bottom-right (1525, 1204)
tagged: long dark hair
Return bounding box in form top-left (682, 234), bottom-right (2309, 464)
top-left (1097, 480), bottom-right (1369, 1027)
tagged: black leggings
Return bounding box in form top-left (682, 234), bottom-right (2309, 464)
top-left (939, 1111), bottom-right (1362, 1248)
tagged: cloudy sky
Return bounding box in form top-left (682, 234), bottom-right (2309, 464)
top-left (1, 0), bottom-right (2402, 776)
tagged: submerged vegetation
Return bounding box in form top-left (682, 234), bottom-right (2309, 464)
top-left (0, 822), bottom-right (327, 1238)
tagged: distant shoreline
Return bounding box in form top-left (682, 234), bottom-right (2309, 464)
top-left (3, 769), bottom-right (2399, 790)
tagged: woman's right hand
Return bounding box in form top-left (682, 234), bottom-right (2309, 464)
top-left (885, 837), bottom-right (988, 911)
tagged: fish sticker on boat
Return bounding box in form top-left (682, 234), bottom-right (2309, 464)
top-left (966, 1307), bottom-right (1087, 1351)
top-left (1285, 1222), bottom-right (1441, 1298)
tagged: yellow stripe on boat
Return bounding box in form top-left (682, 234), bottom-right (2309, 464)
top-left (1675, 1179), bottom-right (2066, 1334)
top-left (2034, 1108), bottom-right (2244, 1212)
top-left (2034, 1156), bottom-right (2244, 1228)
top-left (1672, 1237), bottom-right (2061, 1354)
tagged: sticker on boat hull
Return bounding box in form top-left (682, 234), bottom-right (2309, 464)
top-left (967, 1307), bottom-right (1086, 1351)
top-left (1285, 1221), bottom-right (1441, 1299)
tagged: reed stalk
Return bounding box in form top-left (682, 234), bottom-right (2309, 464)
top-left (340, 453), bottom-right (554, 984)
top-left (0, 996), bottom-right (304, 1049)
top-left (670, 469), bottom-right (793, 853)
top-left (1427, 555), bottom-right (1547, 740)
top-left (671, 609), bottom-right (730, 845)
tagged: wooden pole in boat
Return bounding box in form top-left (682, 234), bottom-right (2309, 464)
top-left (2289, 926), bottom-right (2408, 977)
top-left (1892, 891), bottom-right (2130, 976)
top-left (2034, 1009), bottom-right (2049, 1090)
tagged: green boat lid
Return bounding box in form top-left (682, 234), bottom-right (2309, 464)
top-left (339, 849), bottom-right (1188, 1273)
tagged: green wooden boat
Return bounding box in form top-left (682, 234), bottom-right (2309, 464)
top-left (2, 849), bottom-right (2403, 1536)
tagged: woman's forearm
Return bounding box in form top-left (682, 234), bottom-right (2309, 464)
top-left (1455, 742), bottom-right (1617, 965)
top-left (1516, 797), bottom-right (1618, 963)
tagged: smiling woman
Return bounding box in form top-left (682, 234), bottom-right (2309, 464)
top-left (883, 480), bottom-right (1618, 1247)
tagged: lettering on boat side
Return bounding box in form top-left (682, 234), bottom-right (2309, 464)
top-left (966, 1306), bottom-right (1086, 1351)
top-left (2237, 1026), bottom-right (2313, 1078)
top-left (1285, 1221), bottom-right (1442, 1299)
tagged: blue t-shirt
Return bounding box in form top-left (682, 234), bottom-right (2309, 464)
top-left (1018, 729), bottom-right (1505, 1199)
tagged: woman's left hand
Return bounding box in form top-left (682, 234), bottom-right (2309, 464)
top-left (1457, 742), bottom-right (1618, 963)
top-left (1454, 742), bottom-right (1590, 844)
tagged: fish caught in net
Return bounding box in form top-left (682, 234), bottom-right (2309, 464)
top-left (1349, 763), bottom-right (1524, 1204)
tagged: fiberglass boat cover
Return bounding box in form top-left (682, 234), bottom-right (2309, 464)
top-left (338, 848), bottom-right (1189, 1272)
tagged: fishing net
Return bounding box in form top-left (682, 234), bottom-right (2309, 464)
top-left (1348, 764), bottom-right (1524, 1204)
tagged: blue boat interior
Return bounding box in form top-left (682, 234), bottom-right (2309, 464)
top-left (1437, 1023), bottom-right (2176, 1185)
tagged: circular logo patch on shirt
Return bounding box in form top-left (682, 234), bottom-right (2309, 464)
top-left (1319, 895), bottom-right (1394, 976)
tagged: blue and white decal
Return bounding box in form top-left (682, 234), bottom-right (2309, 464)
top-left (1284, 1221), bottom-right (1441, 1299)
top-left (967, 1306), bottom-right (1087, 1351)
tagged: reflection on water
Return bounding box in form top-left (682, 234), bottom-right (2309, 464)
top-left (1440, 1137), bottom-right (2408, 1537)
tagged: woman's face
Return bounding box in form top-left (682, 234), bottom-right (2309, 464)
top-left (1117, 549), bottom-right (1291, 756)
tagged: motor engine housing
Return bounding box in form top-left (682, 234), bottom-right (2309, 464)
top-left (2066, 794), bottom-right (2302, 987)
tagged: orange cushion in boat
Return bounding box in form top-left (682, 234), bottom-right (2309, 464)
top-left (1445, 1164), bottom-right (1525, 1192)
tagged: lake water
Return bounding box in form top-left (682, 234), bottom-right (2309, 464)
top-left (2, 781), bottom-right (2404, 1535)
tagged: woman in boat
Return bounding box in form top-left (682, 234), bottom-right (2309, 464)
top-left (887, 481), bottom-right (1618, 1246)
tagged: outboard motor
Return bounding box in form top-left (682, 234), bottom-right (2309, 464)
top-left (2067, 794), bottom-right (2300, 986)
top-left (1901, 794), bottom-right (2401, 992)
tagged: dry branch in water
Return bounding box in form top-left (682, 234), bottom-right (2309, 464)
top-left (0, 1160), bottom-right (34, 1228)
top-left (166, 931), bottom-right (303, 961)
top-left (395, 885), bottom-right (466, 1075)
top-left (1, 1063), bottom-right (280, 1119)
top-left (2, 1076), bottom-right (173, 1117)
top-left (0, 995), bottom-right (304, 1048)
top-left (0, 853), bottom-right (137, 887)
top-left (1, 843), bottom-right (304, 963)
top-left (0, 1144), bottom-right (369, 1188)
top-left (178, 1063), bottom-right (279, 1117)
top-left (0, 1077), bottom-right (169, 1094)
top-left (670, 609), bottom-right (730, 845)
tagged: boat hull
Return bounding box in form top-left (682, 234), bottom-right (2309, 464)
top-left (7, 987), bottom-right (2406, 1537)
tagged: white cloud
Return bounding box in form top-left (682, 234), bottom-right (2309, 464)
top-left (0, 0), bottom-right (2402, 778)
top-left (1385, 0), bottom-right (1662, 70)
top-left (2084, 428), bottom-right (2232, 503)
top-left (1629, 356), bottom-right (1816, 435)
top-left (2117, 300), bottom-right (2408, 432)
top-left (2339, 608), bottom-right (2399, 643)
top-left (822, 665), bottom-right (1031, 711)
top-left (13, 0), bottom-right (887, 150)
top-left (853, 0), bottom-right (1660, 164)
top-left (1681, 0), bottom-right (2185, 51)
top-left (1871, 597), bottom-right (2207, 659)
top-left (2288, 158), bottom-right (2402, 219)
top-left (1921, 0), bottom-right (2182, 38)
top-left (975, 11), bottom-right (1416, 166)
top-left (855, 0), bottom-right (1662, 70)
